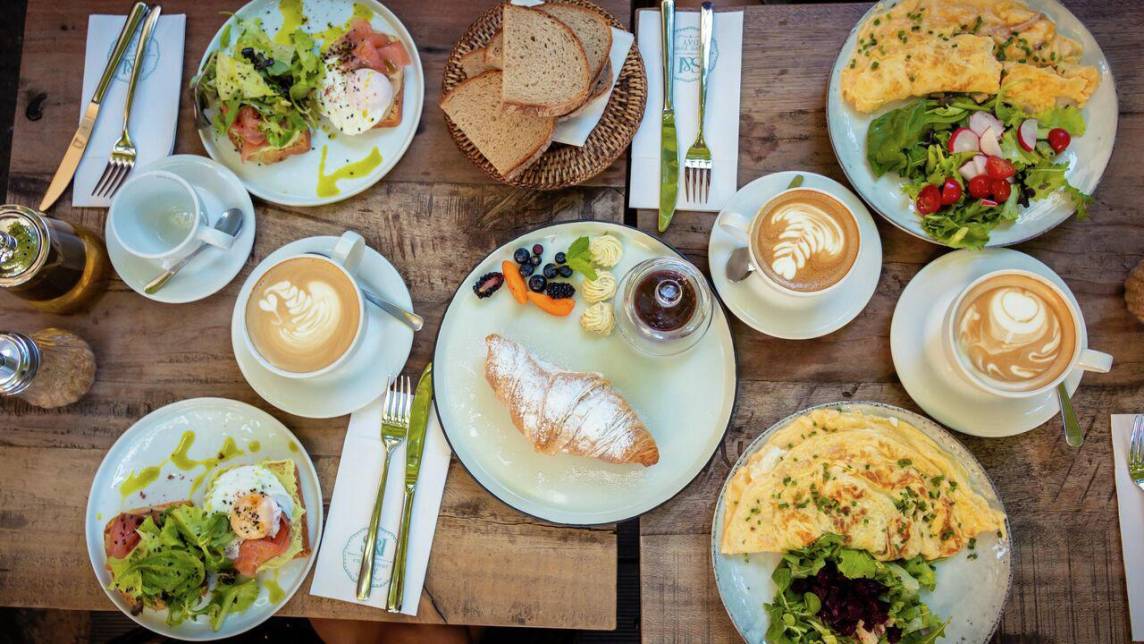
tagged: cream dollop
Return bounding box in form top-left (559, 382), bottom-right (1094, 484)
top-left (589, 234), bottom-right (624, 268)
top-left (579, 302), bottom-right (615, 336)
top-left (765, 203), bottom-right (847, 281)
top-left (582, 271), bottom-right (617, 303)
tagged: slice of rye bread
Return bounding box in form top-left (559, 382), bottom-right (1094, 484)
top-left (441, 70), bottom-right (556, 180)
top-left (104, 500), bottom-right (194, 611)
top-left (561, 58), bottom-right (613, 119)
top-left (459, 47), bottom-right (494, 77)
top-left (484, 30), bottom-right (503, 68)
top-left (536, 3), bottom-right (612, 85)
top-left (500, 5), bottom-right (591, 117)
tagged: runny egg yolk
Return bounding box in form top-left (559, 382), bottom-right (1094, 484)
top-left (229, 492), bottom-right (278, 540)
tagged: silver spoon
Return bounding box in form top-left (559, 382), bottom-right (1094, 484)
top-left (1057, 383), bottom-right (1083, 447)
top-left (726, 246), bottom-right (754, 282)
top-left (144, 208), bottom-right (244, 295)
top-left (304, 251), bottom-right (423, 332)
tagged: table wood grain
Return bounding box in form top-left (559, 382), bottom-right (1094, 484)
top-left (635, 1), bottom-right (1144, 642)
top-left (0, 0), bottom-right (635, 630)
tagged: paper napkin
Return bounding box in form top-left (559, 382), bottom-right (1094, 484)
top-left (74, 14), bottom-right (185, 208)
top-left (511, 0), bottom-right (634, 147)
top-left (629, 9), bottom-right (743, 213)
top-left (1112, 414), bottom-right (1144, 640)
top-left (309, 394), bottom-right (452, 615)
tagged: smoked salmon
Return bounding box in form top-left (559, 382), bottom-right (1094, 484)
top-left (233, 517), bottom-right (292, 577)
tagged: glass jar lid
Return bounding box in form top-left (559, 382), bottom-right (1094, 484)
top-left (614, 257), bottom-right (713, 357)
top-left (0, 205), bottom-right (48, 285)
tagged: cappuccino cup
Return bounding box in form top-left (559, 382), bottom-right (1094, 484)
top-left (719, 187), bottom-right (861, 297)
top-left (109, 170), bottom-right (235, 268)
top-left (942, 269), bottom-right (1112, 399)
top-left (239, 231), bottom-right (367, 379)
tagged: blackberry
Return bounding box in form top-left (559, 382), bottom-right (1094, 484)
top-left (519, 263), bottom-right (535, 277)
top-left (513, 248), bottom-right (531, 264)
top-left (473, 272), bottom-right (504, 299)
top-left (545, 282), bottom-right (575, 299)
top-left (532, 243), bottom-right (544, 256)
top-left (528, 275), bottom-right (547, 292)
top-left (543, 263), bottom-right (558, 279)
top-left (554, 251), bottom-right (567, 264)
top-left (558, 265), bottom-right (573, 278)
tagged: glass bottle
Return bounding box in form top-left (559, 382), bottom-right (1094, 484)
top-left (0, 205), bottom-right (108, 313)
top-left (614, 257), bottom-right (714, 357)
top-left (0, 329), bottom-right (96, 408)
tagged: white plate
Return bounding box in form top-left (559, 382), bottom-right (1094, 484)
top-left (433, 221), bottom-right (737, 525)
top-left (892, 248), bottom-right (1084, 438)
top-left (712, 401), bottom-right (1012, 644)
top-left (195, 0), bottom-right (424, 206)
top-left (84, 398), bottom-right (323, 641)
top-left (709, 171), bottom-right (882, 339)
top-left (106, 155), bottom-right (256, 304)
top-left (231, 235), bottom-right (415, 418)
top-left (827, 0), bottom-right (1118, 247)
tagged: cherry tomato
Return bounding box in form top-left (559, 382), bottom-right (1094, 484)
top-left (991, 178), bottom-right (1012, 203)
top-left (967, 175), bottom-right (993, 199)
top-left (940, 178), bottom-right (962, 205)
top-left (1048, 128), bottom-right (1071, 154)
top-left (915, 184), bottom-right (942, 215)
top-left (985, 156), bottom-right (1017, 180)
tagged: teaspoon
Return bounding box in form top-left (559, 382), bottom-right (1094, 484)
top-left (304, 251), bottom-right (423, 332)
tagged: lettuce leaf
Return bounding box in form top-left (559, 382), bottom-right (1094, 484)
top-left (1036, 105), bottom-right (1087, 137)
top-left (866, 100), bottom-right (963, 178)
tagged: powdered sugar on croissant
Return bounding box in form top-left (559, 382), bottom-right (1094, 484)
top-left (484, 334), bottom-right (660, 467)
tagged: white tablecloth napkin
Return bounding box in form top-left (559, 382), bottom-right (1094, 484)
top-left (629, 9), bottom-right (743, 213)
top-left (75, 14), bottom-right (185, 208)
top-left (1112, 413), bottom-right (1144, 640)
top-left (309, 394), bottom-right (452, 615)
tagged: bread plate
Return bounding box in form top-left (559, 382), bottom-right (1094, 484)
top-left (195, 0), bottom-right (424, 206)
top-left (826, 0), bottom-right (1117, 247)
top-left (711, 402), bottom-right (1011, 644)
top-left (433, 220), bottom-right (736, 525)
top-left (84, 398), bottom-right (323, 640)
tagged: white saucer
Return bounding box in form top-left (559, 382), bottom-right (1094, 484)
top-left (708, 171), bottom-right (882, 339)
top-left (891, 248), bottom-right (1083, 438)
top-left (231, 236), bottom-right (415, 418)
top-left (105, 155), bottom-right (256, 304)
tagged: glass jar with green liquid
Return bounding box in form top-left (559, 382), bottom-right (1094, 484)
top-left (0, 205), bottom-right (108, 313)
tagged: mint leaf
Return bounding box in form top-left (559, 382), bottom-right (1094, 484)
top-left (565, 236), bottom-right (597, 280)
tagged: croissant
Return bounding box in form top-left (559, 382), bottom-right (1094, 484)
top-left (484, 334), bottom-right (660, 467)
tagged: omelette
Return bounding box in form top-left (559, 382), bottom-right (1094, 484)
top-left (841, 0), bottom-right (1099, 114)
top-left (720, 409), bottom-right (1006, 561)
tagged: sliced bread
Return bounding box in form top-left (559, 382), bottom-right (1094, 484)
top-left (537, 4), bottom-right (612, 86)
top-left (440, 70), bottom-right (555, 180)
top-left (459, 47), bottom-right (494, 77)
top-left (484, 30), bottom-right (503, 69)
top-left (500, 5), bottom-right (591, 117)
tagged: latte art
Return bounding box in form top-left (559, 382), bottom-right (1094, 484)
top-left (765, 204), bottom-right (847, 281)
top-left (245, 257), bottom-right (362, 374)
top-left (754, 190), bottom-right (860, 293)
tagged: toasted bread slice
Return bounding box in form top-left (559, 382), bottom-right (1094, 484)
top-left (460, 47), bottom-right (494, 77)
top-left (537, 4), bottom-right (612, 87)
top-left (261, 459), bottom-right (311, 560)
top-left (228, 126), bottom-right (312, 165)
top-left (104, 500), bottom-right (194, 613)
top-left (441, 70), bottom-right (555, 180)
top-left (373, 68), bottom-right (405, 129)
top-left (500, 5), bottom-right (591, 117)
top-left (484, 30), bottom-right (503, 69)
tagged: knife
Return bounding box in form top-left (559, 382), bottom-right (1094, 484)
top-left (657, 0), bottom-right (679, 233)
top-left (386, 362), bottom-right (433, 612)
top-left (39, 2), bottom-right (148, 211)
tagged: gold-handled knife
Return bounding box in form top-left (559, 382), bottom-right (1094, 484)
top-left (386, 362), bottom-right (433, 612)
top-left (39, 2), bottom-right (149, 211)
top-left (658, 0), bottom-right (679, 233)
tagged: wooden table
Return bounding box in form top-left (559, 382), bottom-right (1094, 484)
top-left (636, 1), bottom-right (1144, 642)
top-left (0, 0), bottom-right (635, 630)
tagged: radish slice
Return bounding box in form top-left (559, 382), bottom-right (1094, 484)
top-left (959, 159), bottom-right (982, 180)
top-left (981, 199), bottom-right (999, 207)
top-left (1018, 118), bottom-right (1038, 152)
top-left (980, 128), bottom-right (1003, 158)
top-left (948, 127), bottom-right (980, 154)
top-left (973, 154), bottom-right (988, 176)
top-left (969, 111), bottom-right (1004, 137)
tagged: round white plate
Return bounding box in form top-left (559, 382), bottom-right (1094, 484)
top-left (892, 248), bottom-right (1084, 438)
top-left (231, 235), bottom-right (414, 418)
top-left (709, 171), bottom-right (882, 339)
top-left (196, 0), bottom-right (424, 206)
top-left (434, 221), bottom-right (737, 525)
top-left (85, 398), bottom-right (323, 641)
top-left (106, 155), bottom-right (256, 304)
top-left (827, 0), bottom-right (1118, 247)
top-left (712, 401), bottom-right (1012, 644)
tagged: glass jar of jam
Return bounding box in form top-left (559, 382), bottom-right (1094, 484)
top-left (614, 257), bottom-right (713, 356)
top-left (0, 205), bottom-right (108, 314)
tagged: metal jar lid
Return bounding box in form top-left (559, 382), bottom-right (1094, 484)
top-left (0, 332), bottom-right (41, 396)
top-left (0, 205), bottom-right (49, 287)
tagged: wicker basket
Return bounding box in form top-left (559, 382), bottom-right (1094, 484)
top-left (442, 0), bottom-right (648, 191)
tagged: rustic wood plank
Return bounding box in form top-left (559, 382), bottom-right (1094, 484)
top-left (636, 1), bottom-right (1144, 642)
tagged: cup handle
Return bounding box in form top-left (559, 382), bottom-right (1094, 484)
top-left (1076, 348), bottom-right (1113, 374)
top-left (195, 226), bottom-right (235, 250)
top-left (331, 230), bottom-right (365, 274)
top-left (718, 211), bottom-right (752, 243)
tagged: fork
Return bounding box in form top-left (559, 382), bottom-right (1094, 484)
top-left (682, 2), bottom-right (713, 204)
top-left (93, 6), bottom-right (161, 200)
top-left (1129, 415), bottom-right (1144, 491)
top-left (356, 374), bottom-right (412, 601)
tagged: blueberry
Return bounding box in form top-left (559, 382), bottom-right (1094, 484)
top-left (529, 255), bottom-right (541, 266)
top-left (532, 243), bottom-right (544, 256)
top-left (514, 248), bottom-right (531, 264)
top-left (528, 275), bottom-right (547, 292)
top-left (554, 252), bottom-right (566, 264)
top-left (558, 265), bottom-right (573, 278)
top-left (543, 263), bottom-right (558, 279)
top-left (519, 263), bottom-right (535, 277)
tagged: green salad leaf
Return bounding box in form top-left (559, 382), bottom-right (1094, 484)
top-left (1036, 105), bottom-right (1087, 136)
top-left (866, 99), bottom-right (973, 177)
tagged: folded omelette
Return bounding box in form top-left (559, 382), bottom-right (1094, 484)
top-left (720, 408), bottom-right (1006, 561)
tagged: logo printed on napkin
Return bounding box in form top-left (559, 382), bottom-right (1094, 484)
top-left (671, 26), bottom-right (718, 83)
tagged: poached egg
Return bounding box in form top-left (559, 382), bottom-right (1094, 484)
top-left (204, 465), bottom-right (295, 541)
top-left (319, 65), bottom-right (395, 136)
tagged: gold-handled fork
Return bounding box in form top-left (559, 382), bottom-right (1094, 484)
top-left (682, 2), bottom-right (713, 204)
top-left (356, 374), bottom-right (411, 601)
top-left (93, 5), bottom-right (162, 199)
